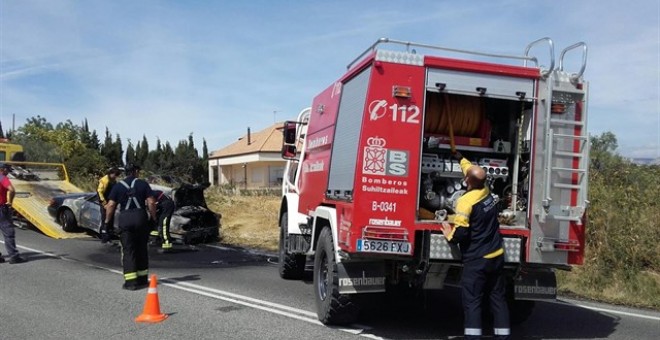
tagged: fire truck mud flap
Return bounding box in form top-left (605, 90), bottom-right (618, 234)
top-left (512, 269), bottom-right (557, 301)
top-left (337, 262), bottom-right (386, 294)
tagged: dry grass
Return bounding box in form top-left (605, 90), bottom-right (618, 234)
top-left (554, 161), bottom-right (660, 310)
top-left (557, 264), bottom-right (660, 310)
top-left (205, 187), bottom-right (280, 252)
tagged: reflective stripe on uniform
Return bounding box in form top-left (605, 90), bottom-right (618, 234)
top-left (150, 230), bottom-right (159, 236)
top-left (465, 328), bottom-right (482, 336)
top-left (137, 270), bottom-right (149, 277)
top-left (494, 328), bottom-right (510, 335)
top-left (162, 216), bottom-right (170, 245)
top-left (161, 242), bottom-right (172, 249)
top-left (484, 247), bottom-right (504, 259)
top-left (124, 272), bottom-right (138, 280)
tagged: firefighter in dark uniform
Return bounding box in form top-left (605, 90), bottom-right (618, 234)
top-left (104, 164), bottom-right (157, 290)
top-left (441, 152), bottom-right (510, 340)
top-left (152, 189), bottom-right (175, 253)
top-left (97, 167), bottom-right (120, 243)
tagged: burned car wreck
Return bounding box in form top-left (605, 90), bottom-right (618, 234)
top-left (169, 183), bottom-right (221, 243)
top-left (49, 182), bottom-right (221, 244)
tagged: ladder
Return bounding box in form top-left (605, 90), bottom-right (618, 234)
top-left (539, 43), bottom-right (589, 224)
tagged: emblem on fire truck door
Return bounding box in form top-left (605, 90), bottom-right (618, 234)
top-left (362, 137), bottom-right (408, 176)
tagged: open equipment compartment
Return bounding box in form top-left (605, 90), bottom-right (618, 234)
top-left (418, 89), bottom-right (533, 229)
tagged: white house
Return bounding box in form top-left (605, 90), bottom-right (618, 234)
top-left (208, 123), bottom-right (286, 189)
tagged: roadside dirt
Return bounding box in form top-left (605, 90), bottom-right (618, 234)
top-left (207, 193), bottom-right (280, 252)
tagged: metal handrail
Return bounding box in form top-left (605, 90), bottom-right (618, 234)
top-left (559, 42), bottom-right (588, 84)
top-left (524, 37), bottom-right (555, 77)
top-left (347, 37), bottom-right (538, 70)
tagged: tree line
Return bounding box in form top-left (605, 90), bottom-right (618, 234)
top-left (3, 116), bottom-right (209, 185)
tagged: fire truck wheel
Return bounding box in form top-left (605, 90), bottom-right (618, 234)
top-left (313, 227), bottom-right (359, 325)
top-left (508, 299), bottom-right (535, 325)
top-left (278, 212), bottom-right (305, 279)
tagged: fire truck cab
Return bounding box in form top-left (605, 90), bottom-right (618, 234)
top-left (279, 38), bottom-right (589, 325)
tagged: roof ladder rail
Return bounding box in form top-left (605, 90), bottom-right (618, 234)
top-left (553, 183), bottom-right (583, 189)
top-left (554, 151), bottom-right (583, 158)
top-left (553, 133), bottom-right (587, 140)
top-left (550, 118), bottom-right (584, 126)
top-left (538, 63), bottom-right (590, 225)
top-left (540, 128), bottom-right (589, 222)
top-left (551, 167), bottom-right (587, 173)
top-left (551, 215), bottom-right (582, 222)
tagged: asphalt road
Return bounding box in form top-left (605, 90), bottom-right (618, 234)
top-left (1, 227), bottom-right (659, 340)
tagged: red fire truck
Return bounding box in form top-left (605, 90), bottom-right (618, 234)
top-left (279, 38), bottom-right (589, 325)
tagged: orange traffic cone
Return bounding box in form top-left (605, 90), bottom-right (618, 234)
top-left (135, 274), bottom-right (168, 323)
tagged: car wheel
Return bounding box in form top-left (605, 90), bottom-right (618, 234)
top-left (59, 209), bottom-right (78, 232)
top-left (278, 212), bottom-right (305, 280)
top-left (313, 227), bottom-right (359, 325)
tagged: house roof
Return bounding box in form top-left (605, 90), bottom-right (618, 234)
top-left (210, 122), bottom-right (283, 159)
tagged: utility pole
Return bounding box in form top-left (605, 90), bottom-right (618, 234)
top-left (273, 110), bottom-right (279, 124)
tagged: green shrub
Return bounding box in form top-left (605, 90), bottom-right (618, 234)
top-left (558, 132), bottom-right (660, 309)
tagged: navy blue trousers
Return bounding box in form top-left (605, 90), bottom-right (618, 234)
top-left (462, 255), bottom-right (510, 340)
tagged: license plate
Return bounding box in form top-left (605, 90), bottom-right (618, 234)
top-left (357, 239), bottom-right (411, 254)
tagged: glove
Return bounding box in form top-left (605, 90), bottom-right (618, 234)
top-left (451, 150), bottom-right (463, 161)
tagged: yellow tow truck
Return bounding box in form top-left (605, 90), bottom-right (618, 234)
top-left (1, 140), bottom-right (87, 239)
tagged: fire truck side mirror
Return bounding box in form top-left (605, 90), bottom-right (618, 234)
top-left (283, 121), bottom-right (297, 145)
top-left (281, 121), bottom-right (298, 159)
top-left (282, 145), bottom-right (297, 159)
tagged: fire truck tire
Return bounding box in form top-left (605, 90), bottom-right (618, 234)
top-left (508, 299), bottom-right (535, 325)
top-left (278, 212), bottom-right (305, 280)
top-left (313, 227), bottom-right (359, 325)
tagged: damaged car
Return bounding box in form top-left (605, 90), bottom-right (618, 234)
top-left (48, 183), bottom-right (221, 244)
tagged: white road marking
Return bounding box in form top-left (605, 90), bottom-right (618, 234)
top-left (554, 299), bottom-right (660, 321)
top-left (162, 279), bottom-right (318, 318)
top-left (7, 242), bottom-right (384, 339)
top-left (11, 241), bottom-right (658, 330)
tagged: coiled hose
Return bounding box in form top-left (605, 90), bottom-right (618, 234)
top-left (425, 94), bottom-right (483, 136)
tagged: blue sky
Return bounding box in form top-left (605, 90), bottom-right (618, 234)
top-left (1, 1), bottom-right (659, 158)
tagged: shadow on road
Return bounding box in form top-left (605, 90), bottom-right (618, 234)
top-left (513, 300), bottom-right (619, 339)
top-left (46, 235), bottom-right (620, 339)
top-left (82, 241), bottom-right (274, 271)
top-left (349, 289), bottom-right (618, 339)
top-left (18, 251), bottom-right (68, 263)
top-left (162, 274), bottom-right (201, 283)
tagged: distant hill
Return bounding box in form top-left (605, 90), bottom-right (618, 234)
top-left (629, 157), bottom-right (660, 165)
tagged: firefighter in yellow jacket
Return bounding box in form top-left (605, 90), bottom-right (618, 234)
top-left (98, 167), bottom-right (121, 243)
top-left (441, 151), bottom-right (510, 340)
